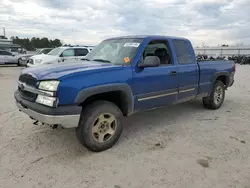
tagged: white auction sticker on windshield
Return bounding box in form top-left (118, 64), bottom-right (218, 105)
top-left (124, 43), bottom-right (140, 47)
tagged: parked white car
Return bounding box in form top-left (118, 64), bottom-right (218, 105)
top-left (18, 48), bottom-right (53, 66)
top-left (26, 46), bottom-right (94, 67)
top-left (0, 50), bottom-right (19, 65)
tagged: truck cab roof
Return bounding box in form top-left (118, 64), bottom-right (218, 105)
top-left (105, 35), bottom-right (189, 41)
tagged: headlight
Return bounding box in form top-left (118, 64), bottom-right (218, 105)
top-left (35, 59), bottom-right (42, 63)
top-left (36, 95), bottom-right (58, 107)
top-left (38, 80), bottom-right (60, 91)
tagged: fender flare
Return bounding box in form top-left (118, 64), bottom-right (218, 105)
top-left (75, 83), bottom-right (134, 115)
top-left (212, 72), bottom-right (230, 87)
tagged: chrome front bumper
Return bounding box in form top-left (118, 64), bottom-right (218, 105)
top-left (16, 101), bottom-right (80, 128)
top-left (26, 63), bottom-right (37, 68)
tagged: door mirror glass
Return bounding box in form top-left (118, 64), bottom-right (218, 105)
top-left (138, 56), bottom-right (160, 68)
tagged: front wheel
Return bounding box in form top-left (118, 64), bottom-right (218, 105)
top-left (202, 80), bottom-right (225, 110)
top-left (76, 100), bottom-right (123, 152)
top-left (17, 58), bottom-right (22, 66)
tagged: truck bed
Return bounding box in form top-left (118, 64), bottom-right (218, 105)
top-left (197, 60), bottom-right (235, 95)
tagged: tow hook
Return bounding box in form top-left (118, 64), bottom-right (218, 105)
top-left (33, 120), bottom-right (39, 125)
top-left (50, 124), bottom-right (58, 129)
top-left (32, 119), bottom-right (60, 129)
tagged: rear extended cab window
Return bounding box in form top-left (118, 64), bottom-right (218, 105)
top-left (173, 40), bottom-right (195, 65)
top-left (75, 48), bottom-right (89, 56)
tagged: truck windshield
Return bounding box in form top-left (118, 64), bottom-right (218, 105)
top-left (38, 48), bottom-right (52, 55)
top-left (85, 38), bottom-right (143, 65)
top-left (48, 47), bottom-right (62, 56)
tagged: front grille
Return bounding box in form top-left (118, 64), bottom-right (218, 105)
top-left (19, 74), bottom-right (37, 87)
top-left (28, 59), bottom-right (34, 64)
top-left (18, 87), bottom-right (37, 101)
top-left (18, 74), bottom-right (37, 101)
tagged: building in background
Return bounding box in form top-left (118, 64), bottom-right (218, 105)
top-left (0, 35), bottom-right (23, 54)
top-left (194, 46), bottom-right (250, 57)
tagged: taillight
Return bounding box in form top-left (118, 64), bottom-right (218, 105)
top-left (234, 63), bottom-right (236, 72)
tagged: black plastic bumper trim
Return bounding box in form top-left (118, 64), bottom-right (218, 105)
top-left (14, 90), bottom-right (82, 116)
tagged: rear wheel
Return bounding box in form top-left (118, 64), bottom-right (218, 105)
top-left (202, 80), bottom-right (225, 110)
top-left (76, 100), bottom-right (123, 152)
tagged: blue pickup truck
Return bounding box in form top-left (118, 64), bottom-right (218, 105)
top-left (15, 35), bottom-right (235, 152)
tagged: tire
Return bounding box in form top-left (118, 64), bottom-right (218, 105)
top-left (17, 58), bottom-right (22, 66)
top-left (202, 80), bottom-right (225, 110)
top-left (76, 100), bottom-right (123, 152)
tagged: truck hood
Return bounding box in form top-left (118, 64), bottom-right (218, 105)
top-left (17, 54), bottom-right (34, 58)
top-left (21, 61), bottom-right (122, 80)
top-left (30, 54), bottom-right (58, 63)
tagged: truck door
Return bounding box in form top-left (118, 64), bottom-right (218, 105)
top-left (172, 39), bottom-right (199, 101)
top-left (132, 39), bottom-right (178, 111)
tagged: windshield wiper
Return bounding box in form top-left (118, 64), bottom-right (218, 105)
top-left (81, 58), bottom-right (90, 61)
top-left (92, 59), bottom-right (111, 63)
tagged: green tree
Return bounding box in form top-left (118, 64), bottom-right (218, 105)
top-left (11, 36), bottom-right (63, 50)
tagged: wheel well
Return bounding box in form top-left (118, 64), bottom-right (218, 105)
top-left (216, 75), bottom-right (228, 86)
top-left (79, 91), bottom-right (129, 116)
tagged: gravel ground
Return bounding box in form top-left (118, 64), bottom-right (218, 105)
top-left (0, 65), bottom-right (250, 188)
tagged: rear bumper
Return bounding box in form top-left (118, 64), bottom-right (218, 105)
top-left (229, 79), bottom-right (234, 87)
top-left (15, 91), bottom-right (81, 128)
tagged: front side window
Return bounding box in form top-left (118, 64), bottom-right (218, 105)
top-left (85, 38), bottom-right (143, 65)
top-left (142, 40), bottom-right (172, 65)
top-left (61, 49), bottom-right (74, 57)
top-left (173, 40), bottom-right (194, 64)
top-left (2, 51), bottom-right (12, 56)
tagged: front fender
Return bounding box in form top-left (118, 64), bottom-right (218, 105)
top-left (75, 83), bottom-right (134, 115)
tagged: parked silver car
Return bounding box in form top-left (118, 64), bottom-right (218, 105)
top-left (0, 50), bottom-right (19, 65)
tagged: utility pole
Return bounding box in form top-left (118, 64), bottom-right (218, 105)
top-left (1, 27), bottom-right (6, 38)
top-left (3, 27), bottom-right (5, 37)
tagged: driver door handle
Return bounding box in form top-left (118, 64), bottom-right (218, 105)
top-left (170, 71), bottom-right (177, 76)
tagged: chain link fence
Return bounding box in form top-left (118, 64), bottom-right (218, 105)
top-left (194, 47), bottom-right (250, 56)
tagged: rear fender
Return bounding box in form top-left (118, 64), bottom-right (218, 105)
top-left (212, 72), bottom-right (230, 87)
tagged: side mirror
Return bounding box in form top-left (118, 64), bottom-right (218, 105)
top-left (12, 54), bottom-right (15, 56)
top-left (138, 56), bottom-right (160, 68)
top-left (58, 57), bottom-right (64, 63)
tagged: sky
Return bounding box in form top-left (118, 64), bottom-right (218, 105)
top-left (0, 0), bottom-right (249, 47)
